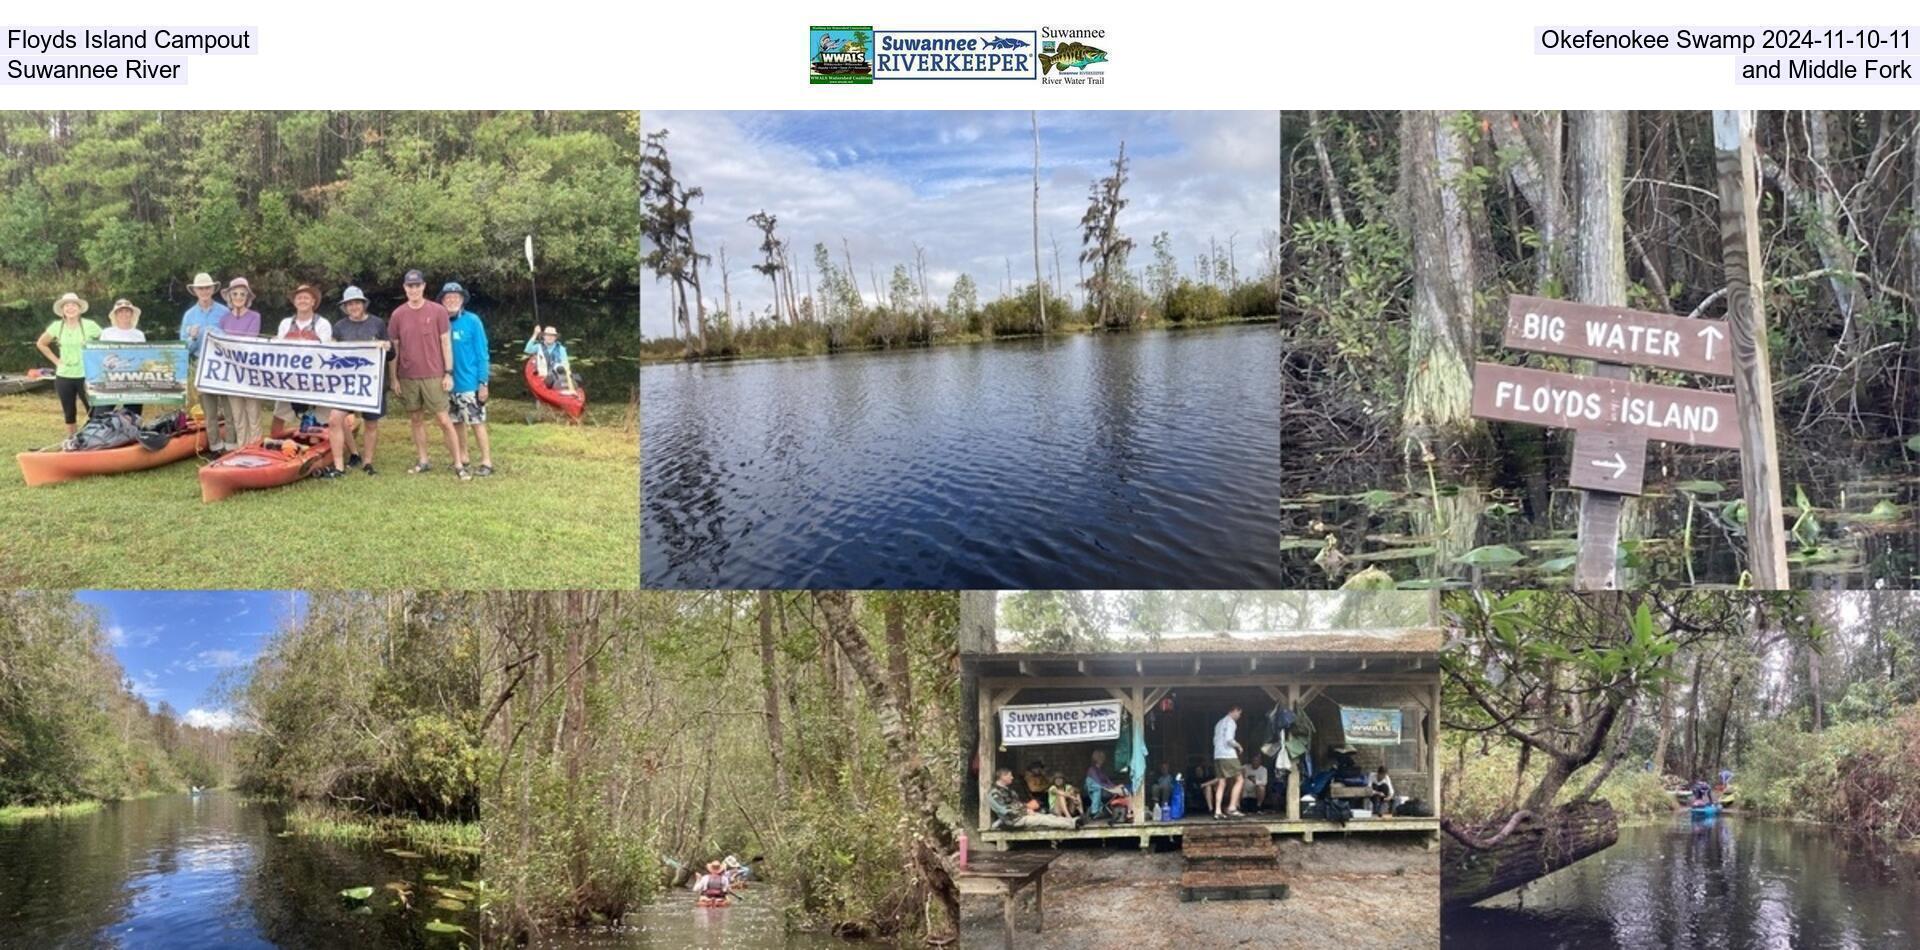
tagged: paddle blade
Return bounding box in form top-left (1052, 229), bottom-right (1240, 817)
top-left (524, 235), bottom-right (535, 271)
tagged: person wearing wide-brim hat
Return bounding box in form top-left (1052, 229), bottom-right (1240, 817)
top-left (209, 278), bottom-right (265, 453)
top-left (36, 293), bottom-right (102, 435)
top-left (98, 299), bottom-right (149, 419)
top-left (178, 272), bottom-right (230, 446)
top-left (325, 285), bottom-right (392, 477)
top-left (269, 284), bottom-right (334, 438)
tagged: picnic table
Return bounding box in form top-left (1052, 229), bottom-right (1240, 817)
top-left (955, 851), bottom-right (1060, 949)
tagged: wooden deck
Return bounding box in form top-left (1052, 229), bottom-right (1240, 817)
top-left (977, 814), bottom-right (1440, 848)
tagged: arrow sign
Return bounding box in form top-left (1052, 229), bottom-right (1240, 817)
top-left (1569, 431), bottom-right (1650, 495)
top-left (1503, 295), bottom-right (1734, 377)
top-left (1590, 452), bottom-right (1628, 479)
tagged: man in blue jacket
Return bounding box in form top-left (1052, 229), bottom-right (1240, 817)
top-left (178, 271), bottom-right (229, 449)
top-left (442, 282), bottom-right (493, 477)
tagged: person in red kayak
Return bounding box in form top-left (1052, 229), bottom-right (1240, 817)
top-left (693, 860), bottom-right (733, 905)
top-left (388, 269), bottom-right (468, 480)
top-left (524, 325), bottom-right (575, 393)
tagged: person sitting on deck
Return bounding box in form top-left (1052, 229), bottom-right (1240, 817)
top-left (1024, 762), bottom-right (1051, 800)
top-left (1048, 772), bottom-right (1084, 819)
top-left (1241, 753), bottom-right (1271, 813)
top-left (1085, 749), bottom-right (1130, 820)
top-left (1150, 761), bottom-right (1176, 811)
top-left (991, 767), bottom-right (1079, 830)
top-left (1370, 765), bottom-right (1395, 817)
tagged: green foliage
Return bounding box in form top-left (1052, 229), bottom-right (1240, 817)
top-left (0, 111), bottom-right (638, 305)
top-left (979, 284), bottom-right (1075, 338)
top-left (1741, 706), bottom-right (1920, 841)
top-left (1163, 279), bottom-right (1227, 323)
top-left (1444, 741), bottom-right (1675, 825)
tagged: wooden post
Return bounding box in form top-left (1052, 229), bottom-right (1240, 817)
top-left (1570, 110), bottom-right (1631, 590)
top-left (1711, 109), bottom-right (1790, 588)
top-left (1285, 682), bottom-right (1301, 821)
top-left (1430, 679), bottom-right (1442, 814)
top-left (960, 592), bottom-right (996, 832)
top-left (977, 686), bottom-right (996, 834)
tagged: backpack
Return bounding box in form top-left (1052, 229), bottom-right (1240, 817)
top-left (1312, 797), bottom-right (1352, 825)
top-left (68, 409), bottom-right (141, 451)
top-left (1394, 798), bottom-right (1433, 818)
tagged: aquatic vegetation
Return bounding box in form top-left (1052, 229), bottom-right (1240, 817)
top-left (338, 886), bottom-right (374, 901)
top-left (0, 801), bottom-right (103, 823)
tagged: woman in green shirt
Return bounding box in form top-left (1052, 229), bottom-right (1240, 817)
top-left (36, 292), bottom-right (102, 435)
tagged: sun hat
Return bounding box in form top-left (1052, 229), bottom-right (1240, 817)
top-left (289, 284), bottom-right (323, 306)
top-left (108, 298), bottom-right (142, 323)
top-left (225, 277), bottom-right (253, 301)
top-left (706, 861), bottom-right (724, 874)
top-left (402, 269), bottom-right (426, 286)
top-left (542, 326), bottom-right (559, 336)
top-left (339, 286), bottom-right (369, 307)
top-left (188, 272), bottom-right (218, 289)
top-left (51, 292), bottom-right (89, 317)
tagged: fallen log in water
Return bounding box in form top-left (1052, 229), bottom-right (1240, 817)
top-left (1441, 800), bottom-right (1619, 908)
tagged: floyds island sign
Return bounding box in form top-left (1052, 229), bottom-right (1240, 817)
top-left (998, 700), bottom-right (1122, 746)
top-left (194, 332), bottom-right (387, 414)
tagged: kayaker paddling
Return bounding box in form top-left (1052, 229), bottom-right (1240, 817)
top-left (693, 860), bottom-right (734, 907)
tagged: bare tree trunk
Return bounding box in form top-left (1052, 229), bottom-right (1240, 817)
top-left (718, 243), bottom-right (733, 323)
top-left (1571, 109), bottom-right (1631, 590)
top-left (758, 592), bottom-right (790, 800)
top-left (1400, 110), bottom-right (1482, 445)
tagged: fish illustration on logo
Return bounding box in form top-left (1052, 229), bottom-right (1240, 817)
top-left (981, 35), bottom-right (1030, 49)
top-left (321, 354), bottom-right (375, 370)
top-left (1040, 41), bottom-right (1107, 74)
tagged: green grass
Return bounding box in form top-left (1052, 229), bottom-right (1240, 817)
top-left (285, 802), bottom-right (480, 854)
top-left (0, 800), bottom-right (104, 823)
top-left (0, 392), bottom-right (637, 588)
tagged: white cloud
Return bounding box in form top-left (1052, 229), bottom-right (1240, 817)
top-left (185, 649), bottom-right (246, 671)
top-left (105, 625), bottom-right (126, 648)
top-left (183, 708), bottom-right (237, 730)
top-left (128, 671), bottom-right (165, 702)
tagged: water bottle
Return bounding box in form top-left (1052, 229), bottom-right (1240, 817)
top-left (1170, 775), bottom-right (1186, 821)
top-left (956, 831), bottom-right (969, 869)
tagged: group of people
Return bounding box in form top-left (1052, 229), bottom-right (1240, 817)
top-left (35, 271), bottom-right (579, 481)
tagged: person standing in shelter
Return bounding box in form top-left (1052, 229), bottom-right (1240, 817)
top-left (270, 284), bottom-right (333, 436)
top-left (178, 272), bottom-right (229, 444)
top-left (387, 270), bottom-right (466, 479)
top-left (37, 292), bottom-right (101, 436)
top-left (443, 282), bottom-right (494, 477)
top-left (1209, 704), bottom-right (1245, 819)
top-left (325, 286), bottom-right (389, 477)
top-left (210, 278), bottom-right (264, 453)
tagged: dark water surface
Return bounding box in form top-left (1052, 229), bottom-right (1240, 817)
top-left (1445, 816), bottom-right (1920, 949)
top-left (3, 298), bottom-right (637, 415)
top-left (0, 791), bottom-right (837, 949)
top-left (642, 325), bottom-right (1283, 588)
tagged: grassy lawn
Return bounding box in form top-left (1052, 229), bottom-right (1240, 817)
top-left (0, 392), bottom-right (637, 589)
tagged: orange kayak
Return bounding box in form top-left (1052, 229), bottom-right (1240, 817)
top-left (16, 423), bottom-right (206, 487)
top-left (199, 431), bottom-right (332, 502)
top-left (525, 359), bottom-right (585, 420)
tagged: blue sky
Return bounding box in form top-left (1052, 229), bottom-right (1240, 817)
top-left (641, 110), bottom-right (1280, 338)
top-left (79, 591), bottom-right (306, 729)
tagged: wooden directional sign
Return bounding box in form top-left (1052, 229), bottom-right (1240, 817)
top-left (1568, 431), bottom-right (1649, 494)
top-left (1504, 295), bottom-right (1733, 377)
top-left (1472, 360), bottom-right (1740, 452)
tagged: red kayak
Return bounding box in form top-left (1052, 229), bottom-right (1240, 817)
top-left (524, 359), bottom-right (585, 421)
top-left (199, 430), bottom-right (332, 502)
top-left (17, 423), bottom-right (206, 487)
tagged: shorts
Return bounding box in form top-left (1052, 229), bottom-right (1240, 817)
top-left (392, 376), bottom-right (449, 415)
top-left (1215, 757), bottom-right (1240, 779)
top-left (449, 390), bottom-right (487, 425)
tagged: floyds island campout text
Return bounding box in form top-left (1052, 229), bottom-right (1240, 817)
top-left (4, 27), bottom-right (256, 82)
top-left (998, 700), bottom-right (1122, 746)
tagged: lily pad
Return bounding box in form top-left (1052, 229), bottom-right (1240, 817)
top-left (339, 886), bottom-right (374, 901)
top-left (1455, 544), bottom-right (1526, 568)
top-left (1339, 566), bottom-right (1397, 590)
top-left (1673, 479), bottom-right (1725, 495)
top-left (1536, 555), bottom-right (1576, 574)
top-left (431, 886), bottom-right (475, 901)
top-left (432, 898), bottom-right (467, 911)
top-left (385, 849), bottom-right (424, 859)
top-left (1855, 499), bottom-right (1904, 524)
top-left (1358, 489), bottom-right (1399, 509)
top-left (1907, 434), bottom-right (1920, 453)
top-left (422, 871), bottom-right (449, 882)
top-left (424, 920), bottom-right (470, 935)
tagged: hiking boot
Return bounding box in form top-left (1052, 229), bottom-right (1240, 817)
top-left (345, 453), bottom-right (362, 469)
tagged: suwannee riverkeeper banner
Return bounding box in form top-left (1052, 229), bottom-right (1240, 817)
top-left (194, 332), bottom-right (386, 414)
top-left (999, 700), bottom-right (1123, 746)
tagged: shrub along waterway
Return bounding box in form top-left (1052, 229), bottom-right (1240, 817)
top-left (642, 323), bottom-right (1282, 588)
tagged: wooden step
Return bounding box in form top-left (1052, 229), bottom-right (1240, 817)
top-left (1179, 867), bottom-right (1291, 902)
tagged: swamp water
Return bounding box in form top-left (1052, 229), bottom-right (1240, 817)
top-left (1444, 815), bottom-right (1920, 948)
top-left (643, 324), bottom-right (1283, 588)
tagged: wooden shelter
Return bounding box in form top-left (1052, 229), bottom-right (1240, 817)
top-left (967, 629), bottom-right (1443, 849)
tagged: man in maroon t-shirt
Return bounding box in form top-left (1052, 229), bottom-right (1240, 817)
top-left (388, 269), bottom-right (468, 478)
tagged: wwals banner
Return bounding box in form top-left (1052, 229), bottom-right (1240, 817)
top-left (1340, 707), bottom-right (1403, 745)
top-left (83, 342), bottom-right (189, 406)
top-left (195, 332), bottom-right (385, 413)
top-left (999, 700), bottom-right (1122, 746)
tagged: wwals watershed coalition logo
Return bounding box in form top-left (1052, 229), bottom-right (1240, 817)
top-left (812, 25), bottom-right (1099, 82)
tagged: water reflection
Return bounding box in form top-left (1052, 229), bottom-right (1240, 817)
top-left (1445, 817), bottom-right (1920, 948)
top-left (643, 325), bottom-right (1284, 588)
